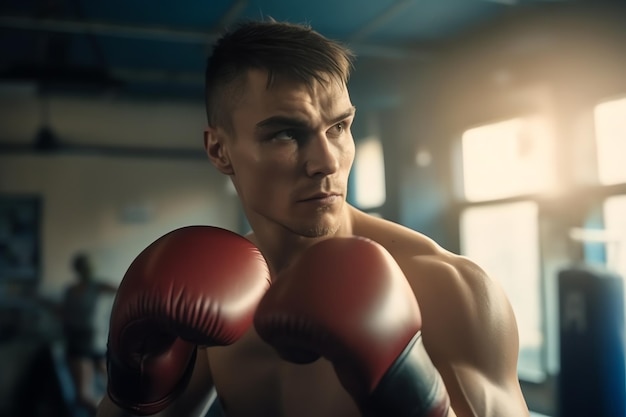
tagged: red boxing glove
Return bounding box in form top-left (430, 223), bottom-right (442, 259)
top-left (254, 236), bottom-right (450, 417)
top-left (107, 226), bottom-right (270, 415)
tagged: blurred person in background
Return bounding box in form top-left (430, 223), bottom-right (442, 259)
top-left (62, 252), bottom-right (117, 415)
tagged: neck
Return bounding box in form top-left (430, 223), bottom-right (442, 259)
top-left (245, 204), bottom-right (358, 278)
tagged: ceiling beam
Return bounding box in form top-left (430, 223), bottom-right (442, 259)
top-left (111, 68), bottom-right (205, 85)
top-left (0, 15), bottom-right (221, 44)
top-left (0, 15), bottom-right (429, 61)
top-left (0, 141), bottom-right (206, 160)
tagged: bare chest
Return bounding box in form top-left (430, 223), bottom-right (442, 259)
top-left (207, 329), bottom-right (361, 417)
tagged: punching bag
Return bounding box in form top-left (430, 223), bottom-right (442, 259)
top-left (558, 266), bottom-right (626, 417)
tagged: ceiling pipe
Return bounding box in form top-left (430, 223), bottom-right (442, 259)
top-left (349, 0), bottom-right (415, 42)
top-left (214, 0), bottom-right (248, 30)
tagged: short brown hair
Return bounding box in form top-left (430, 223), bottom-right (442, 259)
top-left (204, 19), bottom-right (355, 130)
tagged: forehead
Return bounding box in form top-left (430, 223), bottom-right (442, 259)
top-left (232, 69), bottom-right (352, 126)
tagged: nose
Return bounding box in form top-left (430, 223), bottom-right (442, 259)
top-left (304, 133), bottom-right (340, 178)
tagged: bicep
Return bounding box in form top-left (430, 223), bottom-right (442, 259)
top-left (410, 256), bottom-right (529, 417)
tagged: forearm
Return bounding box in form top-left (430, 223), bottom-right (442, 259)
top-left (443, 364), bottom-right (530, 417)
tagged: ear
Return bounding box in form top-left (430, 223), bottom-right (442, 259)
top-left (204, 127), bottom-right (234, 175)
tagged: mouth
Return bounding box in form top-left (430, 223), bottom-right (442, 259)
top-left (298, 192), bottom-right (343, 204)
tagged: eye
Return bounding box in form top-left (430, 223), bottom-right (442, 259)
top-left (328, 122), bottom-right (346, 137)
top-left (272, 129), bottom-right (298, 141)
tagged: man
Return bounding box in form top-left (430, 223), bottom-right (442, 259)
top-left (63, 252), bottom-right (117, 414)
top-left (97, 20), bottom-right (530, 417)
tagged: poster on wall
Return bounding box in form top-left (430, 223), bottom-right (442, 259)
top-left (0, 195), bottom-right (41, 283)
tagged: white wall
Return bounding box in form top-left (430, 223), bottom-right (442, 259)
top-left (0, 90), bottom-right (240, 297)
top-left (0, 85), bottom-right (208, 149)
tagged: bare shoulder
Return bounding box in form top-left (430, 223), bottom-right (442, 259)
top-left (354, 210), bottom-right (523, 388)
top-left (353, 210), bottom-right (515, 347)
top-left (407, 252), bottom-right (529, 415)
top-left (356, 210), bottom-right (528, 415)
top-left (402, 251), bottom-right (517, 357)
top-left (365, 214), bottom-right (517, 366)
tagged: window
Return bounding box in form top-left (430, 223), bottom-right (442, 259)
top-left (595, 96), bottom-right (626, 274)
top-left (460, 202), bottom-right (544, 381)
top-left (594, 97), bottom-right (626, 185)
top-left (353, 136), bottom-right (386, 210)
top-left (459, 116), bottom-right (551, 381)
top-left (461, 117), bottom-right (556, 201)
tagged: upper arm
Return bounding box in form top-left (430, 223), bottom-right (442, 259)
top-left (96, 347), bottom-right (216, 417)
top-left (406, 255), bottom-right (529, 417)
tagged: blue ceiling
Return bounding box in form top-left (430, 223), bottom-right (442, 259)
top-left (0, 0), bottom-right (514, 98)
top-left (0, 0), bottom-right (578, 101)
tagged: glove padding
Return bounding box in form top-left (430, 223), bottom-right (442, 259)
top-left (107, 225), bottom-right (270, 415)
top-left (254, 236), bottom-right (450, 417)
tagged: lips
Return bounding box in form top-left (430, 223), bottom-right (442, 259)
top-left (308, 193), bottom-right (339, 200)
top-left (299, 192), bottom-right (342, 202)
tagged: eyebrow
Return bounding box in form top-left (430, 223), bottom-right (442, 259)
top-left (255, 106), bottom-right (357, 130)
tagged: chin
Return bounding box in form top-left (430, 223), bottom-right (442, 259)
top-left (282, 206), bottom-right (343, 237)
top-left (299, 225), bottom-right (336, 238)
top-left (297, 218), bottom-right (341, 238)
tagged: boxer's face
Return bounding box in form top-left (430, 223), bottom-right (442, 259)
top-left (208, 69), bottom-right (355, 238)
